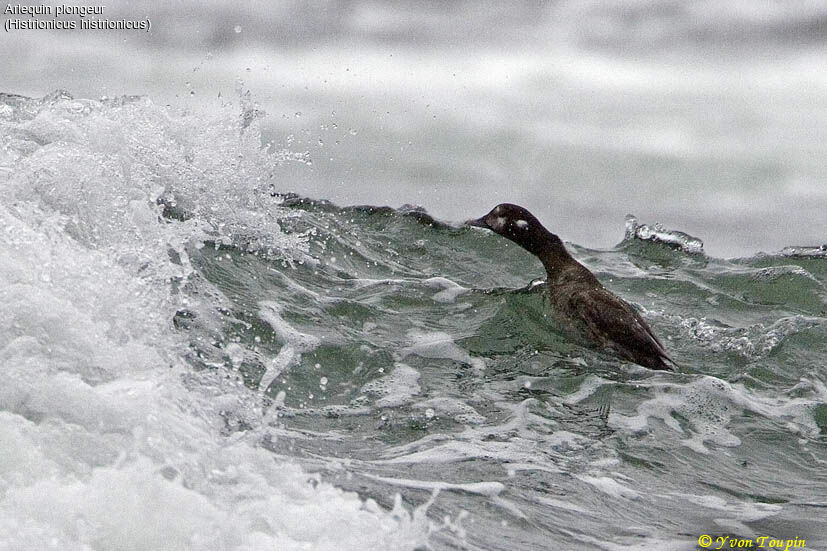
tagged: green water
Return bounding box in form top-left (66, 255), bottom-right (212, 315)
top-left (183, 197), bottom-right (827, 550)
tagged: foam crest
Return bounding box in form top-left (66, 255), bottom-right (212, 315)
top-left (413, 396), bottom-right (486, 424)
top-left (677, 315), bottom-right (821, 358)
top-left (2, 91), bottom-right (308, 270)
top-left (574, 474), bottom-right (641, 500)
top-left (0, 95), bottom-right (430, 550)
top-left (401, 331), bottom-right (485, 374)
top-left (421, 276), bottom-right (469, 303)
top-left (258, 301), bottom-right (321, 390)
top-left (360, 363), bottom-right (421, 408)
top-left (680, 494), bottom-right (782, 522)
top-left (781, 245), bottom-right (827, 257)
top-left (376, 398), bottom-right (593, 474)
top-left (364, 474), bottom-right (504, 497)
top-left (610, 377), bottom-right (744, 453)
top-left (610, 374), bottom-right (827, 453)
top-left (625, 214), bottom-right (704, 254)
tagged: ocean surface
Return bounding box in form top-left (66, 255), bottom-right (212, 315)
top-left (1, 90), bottom-right (826, 550)
top-left (3, 0), bottom-right (827, 258)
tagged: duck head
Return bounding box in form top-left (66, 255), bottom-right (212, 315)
top-left (466, 203), bottom-right (561, 256)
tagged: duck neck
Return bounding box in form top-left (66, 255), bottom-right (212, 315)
top-left (532, 231), bottom-right (573, 281)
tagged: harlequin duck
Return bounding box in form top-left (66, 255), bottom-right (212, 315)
top-left (467, 203), bottom-right (675, 370)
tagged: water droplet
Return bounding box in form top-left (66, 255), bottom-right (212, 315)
top-left (234, 25), bottom-right (242, 33)
top-left (425, 408), bottom-right (435, 418)
top-left (226, 343), bottom-right (244, 368)
top-left (348, 128), bottom-right (358, 135)
top-left (273, 391), bottom-right (287, 407)
top-left (320, 377), bottom-right (328, 385)
top-left (523, 380), bottom-right (532, 388)
top-left (295, 111), bottom-right (302, 118)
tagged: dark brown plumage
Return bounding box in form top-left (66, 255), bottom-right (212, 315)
top-left (467, 203), bottom-right (675, 371)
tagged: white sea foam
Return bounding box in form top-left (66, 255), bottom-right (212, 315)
top-left (679, 494), bottom-right (782, 522)
top-left (610, 376), bottom-right (743, 453)
top-left (401, 330), bottom-right (485, 374)
top-left (360, 363), bottom-right (421, 408)
top-left (375, 398), bottom-right (595, 476)
top-left (0, 96), bottom-right (430, 550)
top-left (625, 214), bottom-right (704, 254)
top-left (257, 301), bottom-right (321, 390)
top-left (574, 474), bottom-right (641, 500)
top-left (610, 374), bottom-right (827, 453)
top-left (413, 396), bottom-right (486, 424)
top-left (677, 314), bottom-right (821, 358)
top-left (421, 276), bottom-right (469, 303)
top-left (364, 474), bottom-right (504, 497)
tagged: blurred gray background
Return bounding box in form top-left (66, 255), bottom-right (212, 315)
top-left (3, 0), bottom-right (826, 257)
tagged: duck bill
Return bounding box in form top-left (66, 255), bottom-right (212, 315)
top-left (465, 217), bottom-right (490, 229)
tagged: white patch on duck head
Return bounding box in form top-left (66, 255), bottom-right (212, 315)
top-left (515, 219), bottom-right (528, 229)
